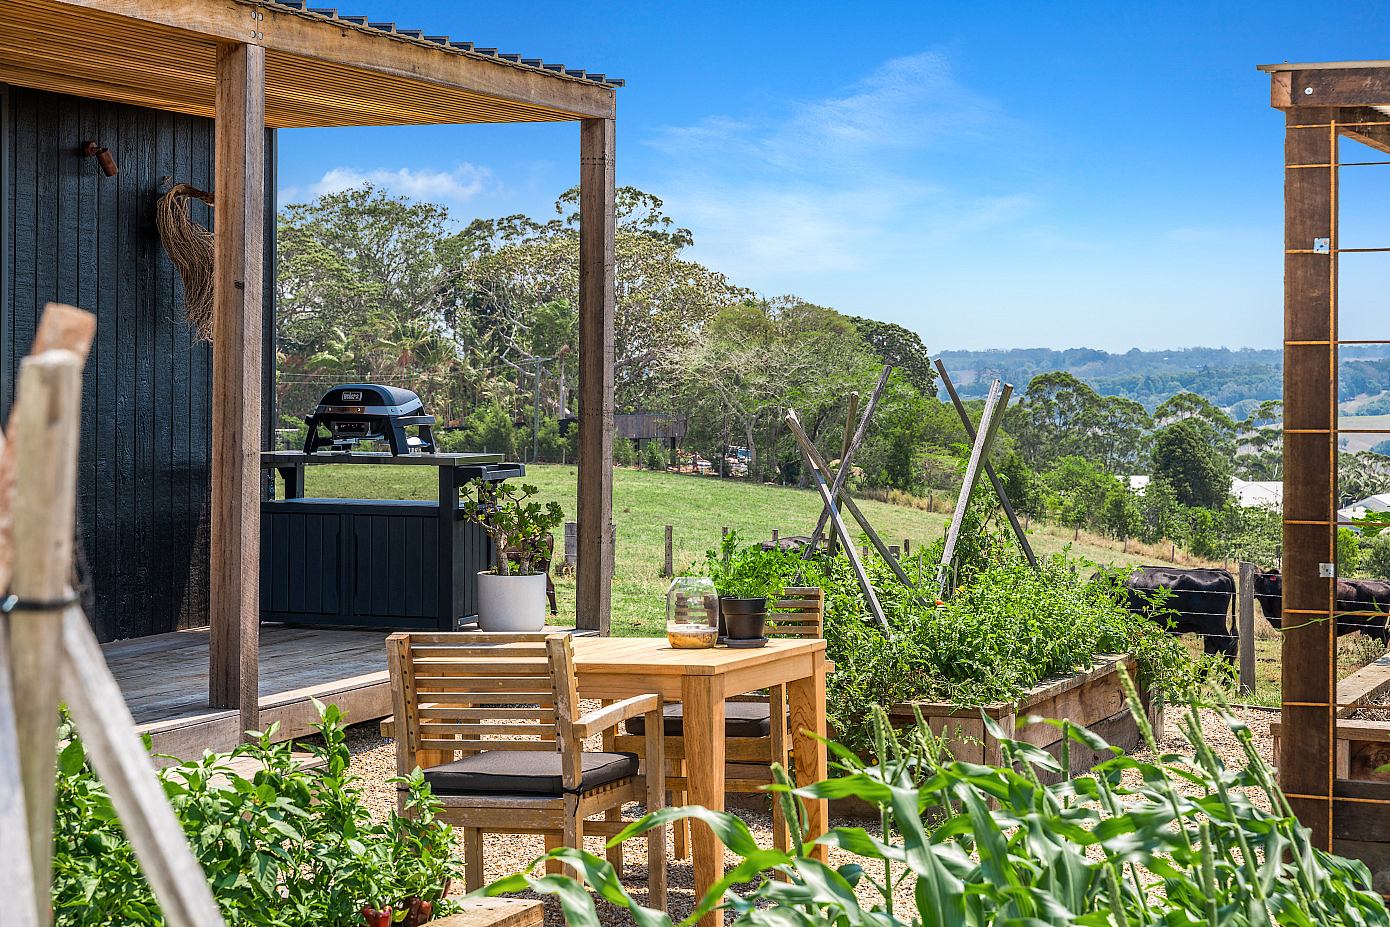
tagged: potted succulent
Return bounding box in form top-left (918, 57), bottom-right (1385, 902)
top-left (461, 479), bottom-right (564, 632)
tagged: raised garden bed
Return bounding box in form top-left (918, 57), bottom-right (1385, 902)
top-left (828, 655), bottom-right (1156, 817)
top-left (889, 654), bottom-right (1155, 768)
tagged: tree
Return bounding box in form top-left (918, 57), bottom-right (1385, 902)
top-left (277, 184), bottom-right (464, 415)
top-left (1237, 399), bottom-right (1283, 480)
top-left (1100, 481), bottom-right (1141, 540)
top-left (1339, 451), bottom-right (1390, 504)
top-left (996, 451), bottom-right (1045, 519)
top-left (1151, 418), bottom-right (1233, 509)
top-left (848, 317), bottom-right (937, 394)
top-left (1154, 391), bottom-right (1237, 455)
top-left (1008, 372), bottom-right (1104, 470)
top-left (1043, 456), bottom-right (1119, 538)
top-left (1094, 396), bottom-right (1151, 475)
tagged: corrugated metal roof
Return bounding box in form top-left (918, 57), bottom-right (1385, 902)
top-left (268, 0), bottom-right (624, 88)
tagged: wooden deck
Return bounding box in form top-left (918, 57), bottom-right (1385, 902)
top-left (104, 625), bottom-right (393, 762)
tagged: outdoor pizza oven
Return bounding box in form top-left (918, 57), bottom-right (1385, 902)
top-left (303, 383), bottom-right (435, 455)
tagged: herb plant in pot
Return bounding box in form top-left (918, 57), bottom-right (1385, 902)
top-left (462, 479), bottom-right (564, 632)
top-left (707, 533), bottom-right (785, 642)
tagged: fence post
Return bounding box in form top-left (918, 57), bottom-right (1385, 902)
top-left (1239, 561), bottom-right (1256, 696)
top-left (663, 525), bottom-right (673, 578)
top-left (888, 545), bottom-right (901, 561)
top-left (563, 521), bottom-right (577, 569)
top-left (903, 538), bottom-right (911, 556)
top-left (771, 528), bottom-right (779, 548)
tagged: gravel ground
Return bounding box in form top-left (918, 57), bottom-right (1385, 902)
top-left (341, 702), bottom-right (1281, 924)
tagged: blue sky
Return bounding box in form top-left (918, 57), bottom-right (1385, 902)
top-left (276, 1), bottom-right (1390, 352)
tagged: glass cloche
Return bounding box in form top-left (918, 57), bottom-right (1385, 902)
top-left (666, 576), bottom-right (719, 648)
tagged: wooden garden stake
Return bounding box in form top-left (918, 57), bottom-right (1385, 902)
top-left (805, 366), bottom-right (891, 556)
top-left (0, 620), bottom-right (38, 927)
top-left (934, 359), bottom-right (1036, 569)
top-left (787, 413), bottom-right (925, 600)
top-left (7, 351), bottom-right (84, 925)
top-left (828, 391), bottom-right (859, 555)
top-left (785, 411), bottom-right (890, 634)
top-left (938, 379), bottom-right (1010, 597)
top-left (0, 311), bottom-right (226, 927)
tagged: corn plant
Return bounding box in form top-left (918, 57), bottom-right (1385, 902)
top-left (481, 677), bottom-right (1388, 926)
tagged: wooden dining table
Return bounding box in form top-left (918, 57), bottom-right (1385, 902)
top-left (570, 636), bottom-right (830, 924)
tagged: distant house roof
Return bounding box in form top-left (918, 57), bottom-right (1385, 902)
top-left (1127, 475), bottom-right (1283, 509)
top-left (1230, 479), bottom-right (1282, 509)
top-left (1354, 493), bottom-right (1390, 513)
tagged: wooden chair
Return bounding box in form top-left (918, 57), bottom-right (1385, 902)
top-left (616, 587), bottom-right (825, 858)
top-left (387, 631), bottom-right (666, 904)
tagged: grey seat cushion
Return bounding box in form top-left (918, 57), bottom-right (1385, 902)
top-left (424, 750), bottom-right (638, 796)
top-left (625, 700), bottom-right (772, 738)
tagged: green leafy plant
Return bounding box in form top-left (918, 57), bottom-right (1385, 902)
top-left (481, 686), bottom-right (1389, 926)
top-left (705, 536), bottom-right (1203, 752)
top-left (460, 479), bottom-right (564, 575)
top-left (51, 702), bottom-right (459, 927)
top-left (702, 531), bottom-right (801, 601)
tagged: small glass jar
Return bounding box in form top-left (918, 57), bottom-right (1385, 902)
top-left (666, 576), bottom-right (719, 648)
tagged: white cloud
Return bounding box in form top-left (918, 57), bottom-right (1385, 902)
top-left (643, 52), bottom-right (1035, 285)
top-left (309, 164), bottom-right (490, 204)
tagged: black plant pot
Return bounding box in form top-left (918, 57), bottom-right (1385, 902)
top-left (719, 596), bottom-right (767, 640)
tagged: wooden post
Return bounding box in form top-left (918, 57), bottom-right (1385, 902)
top-left (563, 521), bottom-right (577, 569)
top-left (576, 117), bottom-right (615, 635)
top-left (903, 538), bottom-right (910, 556)
top-left (663, 525), bottom-right (673, 578)
top-left (7, 351), bottom-right (82, 927)
top-left (828, 392), bottom-right (858, 555)
top-left (1239, 561), bottom-right (1256, 695)
top-left (889, 545), bottom-right (900, 561)
top-left (1279, 107), bottom-right (1339, 848)
top-left (209, 43), bottom-right (265, 738)
top-left (0, 621), bottom-right (37, 927)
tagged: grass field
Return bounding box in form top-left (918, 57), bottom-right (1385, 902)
top-left (288, 463), bottom-right (1179, 636)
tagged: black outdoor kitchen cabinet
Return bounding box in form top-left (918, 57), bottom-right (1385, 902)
top-left (259, 452), bottom-right (523, 630)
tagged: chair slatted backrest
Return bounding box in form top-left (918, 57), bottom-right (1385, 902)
top-left (767, 586), bottom-right (825, 638)
top-left (387, 632), bottom-right (579, 776)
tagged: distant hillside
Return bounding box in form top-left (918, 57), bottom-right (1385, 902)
top-left (937, 346), bottom-right (1390, 417)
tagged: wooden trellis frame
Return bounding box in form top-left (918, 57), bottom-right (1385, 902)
top-left (1259, 61), bottom-right (1390, 882)
top-left (0, 304), bottom-right (224, 927)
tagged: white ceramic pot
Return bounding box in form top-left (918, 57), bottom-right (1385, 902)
top-left (476, 571), bottom-right (548, 632)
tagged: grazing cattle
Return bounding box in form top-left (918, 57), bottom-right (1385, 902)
top-left (1251, 569), bottom-right (1390, 645)
top-left (1099, 566), bottom-right (1238, 659)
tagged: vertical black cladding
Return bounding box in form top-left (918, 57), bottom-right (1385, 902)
top-left (0, 85), bottom-right (276, 642)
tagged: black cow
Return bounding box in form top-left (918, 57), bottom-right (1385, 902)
top-left (1099, 566), bottom-right (1238, 659)
top-left (1251, 569), bottom-right (1390, 645)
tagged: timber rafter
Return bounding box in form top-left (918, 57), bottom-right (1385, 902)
top-left (2, 0), bottom-right (616, 127)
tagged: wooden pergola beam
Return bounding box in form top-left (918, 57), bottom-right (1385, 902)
top-left (1278, 103), bottom-right (1339, 850)
top-left (45, 0), bottom-right (615, 120)
top-left (208, 42), bottom-right (264, 737)
top-left (576, 118), bottom-right (616, 634)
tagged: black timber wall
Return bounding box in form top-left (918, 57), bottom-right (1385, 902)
top-left (0, 85), bottom-right (276, 642)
